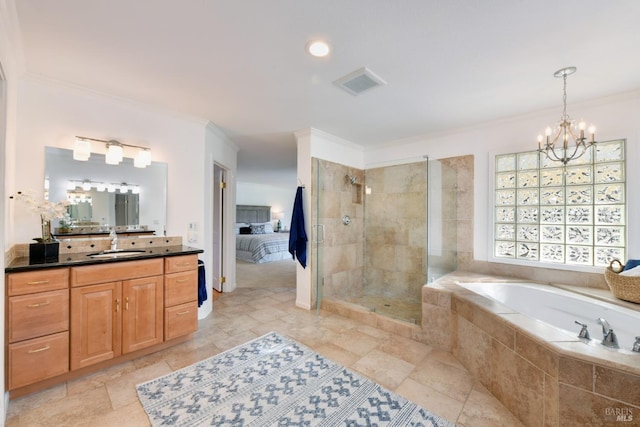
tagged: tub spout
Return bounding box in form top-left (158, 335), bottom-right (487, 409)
top-left (597, 318), bottom-right (619, 348)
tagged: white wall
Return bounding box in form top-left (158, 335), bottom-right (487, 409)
top-left (203, 122), bottom-right (238, 311)
top-left (11, 76), bottom-right (207, 245)
top-left (1, 0), bottom-right (22, 418)
top-left (365, 91), bottom-right (640, 263)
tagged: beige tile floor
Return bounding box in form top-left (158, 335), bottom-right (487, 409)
top-left (6, 287), bottom-right (523, 426)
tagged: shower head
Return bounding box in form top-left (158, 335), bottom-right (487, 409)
top-left (346, 174), bottom-right (358, 184)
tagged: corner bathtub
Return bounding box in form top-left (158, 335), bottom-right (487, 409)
top-left (458, 281), bottom-right (640, 354)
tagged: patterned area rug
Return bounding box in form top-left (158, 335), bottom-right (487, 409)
top-left (136, 332), bottom-right (455, 426)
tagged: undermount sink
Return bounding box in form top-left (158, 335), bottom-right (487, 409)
top-left (87, 249), bottom-right (146, 259)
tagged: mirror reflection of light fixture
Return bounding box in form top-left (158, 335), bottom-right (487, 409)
top-left (73, 136), bottom-right (152, 168)
top-left (537, 67), bottom-right (597, 165)
top-left (131, 185), bottom-right (140, 194)
top-left (81, 180), bottom-right (92, 191)
top-left (96, 182), bottom-right (106, 192)
top-left (107, 183), bottom-right (117, 193)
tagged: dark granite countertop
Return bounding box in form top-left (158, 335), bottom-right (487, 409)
top-left (5, 245), bottom-right (204, 273)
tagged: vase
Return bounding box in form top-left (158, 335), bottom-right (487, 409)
top-left (41, 217), bottom-right (52, 242)
top-left (29, 240), bottom-right (60, 264)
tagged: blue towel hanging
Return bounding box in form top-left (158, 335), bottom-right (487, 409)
top-left (289, 186), bottom-right (308, 268)
top-left (198, 259), bottom-right (207, 307)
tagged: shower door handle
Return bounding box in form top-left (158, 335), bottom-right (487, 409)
top-left (313, 224), bottom-right (325, 244)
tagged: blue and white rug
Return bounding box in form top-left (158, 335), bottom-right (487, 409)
top-left (136, 332), bottom-right (455, 426)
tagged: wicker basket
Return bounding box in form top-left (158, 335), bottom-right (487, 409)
top-left (604, 259), bottom-right (640, 303)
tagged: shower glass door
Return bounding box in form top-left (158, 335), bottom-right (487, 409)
top-left (426, 158), bottom-right (458, 283)
top-left (312, 158), bottom-right (325, 314)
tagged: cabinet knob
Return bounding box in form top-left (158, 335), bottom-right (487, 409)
top-left (115, 298), bottom-right (120, 312)
top-left (125, 297), bottom-right (129, 311)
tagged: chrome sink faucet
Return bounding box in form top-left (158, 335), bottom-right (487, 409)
top-left (597, 318), bottom-right (619, 348)
top-left (109, 228), bottom-right (118, 251)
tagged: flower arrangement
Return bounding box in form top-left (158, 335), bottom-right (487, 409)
top-left (10, 190), bottom-right (70, 243)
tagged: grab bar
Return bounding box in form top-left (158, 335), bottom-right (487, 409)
top-left (313, 224), bottom-right (325, 244)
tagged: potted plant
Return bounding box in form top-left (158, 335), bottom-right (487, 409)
top-left (10, 190), bottom-right (70, 263)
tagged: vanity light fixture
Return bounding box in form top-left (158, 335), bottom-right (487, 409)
top-left (73, 138), bottom-right (91, 161)
top-left (95, 183), bottom-right (106, 192)
top-left (107, 183), bottom-right (117, 193)
top-left (537, 67), bottom-right (597, 165)
top-left (306, 40), bottom-right (330, 57)
top-left (81, 180), bottom-right (92, 191)
top-left (73, 136), bottom-right (152, 167)
top-left (105, 142), bottom-right (124, 165)
top-left (134, 148), bottom-right (152, 168)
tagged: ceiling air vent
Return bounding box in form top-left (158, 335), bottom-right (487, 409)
top-left (333, 67), bottom-right (386, 96)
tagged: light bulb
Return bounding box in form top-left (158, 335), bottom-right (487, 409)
top-left (73, 138), bottom-right (91, 161)
top-left (106, 144), bottom-right (123, 165)
top-left (306, 40), bottom-right (330, 57)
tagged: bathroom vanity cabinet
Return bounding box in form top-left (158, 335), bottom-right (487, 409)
top-left (6, 268), bottom-right (70, 390)
top-left (5, 250), bottom-right (200, 397)
top-left (70, 258), bottom-right (164, 369)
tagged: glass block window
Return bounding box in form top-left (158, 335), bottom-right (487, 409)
top-left (494, 140), bottom-right (626, 267)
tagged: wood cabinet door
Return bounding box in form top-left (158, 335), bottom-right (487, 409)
top-left (70, 282), bottom-right (122, 370)
top-left (122, 276), bottom-right (164, 354)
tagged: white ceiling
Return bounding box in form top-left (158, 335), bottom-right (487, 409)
top-left (10, 1), bottom-right (640, 185)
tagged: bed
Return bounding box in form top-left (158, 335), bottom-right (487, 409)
top-left (236, 205), bottom-right (291, 263)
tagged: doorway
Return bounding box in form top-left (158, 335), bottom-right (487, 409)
top-left (212, 163), bottom-right (227, 292)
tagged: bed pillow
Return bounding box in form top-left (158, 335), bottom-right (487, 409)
top-left (239, 227), bottom-right (252, 235)
top-left (235, 222), bottom-right (249, 235)
top-left (250, 222), bottom-right (274, 234)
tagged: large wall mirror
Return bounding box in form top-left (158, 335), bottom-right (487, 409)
top-left (45, 147), bottom-right (167, 235)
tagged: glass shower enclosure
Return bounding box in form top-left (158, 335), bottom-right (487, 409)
top-left (312, 157), bottom-right (458, 323)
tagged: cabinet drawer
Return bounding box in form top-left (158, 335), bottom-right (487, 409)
top-left (164, 254), bottom-right (198, 274)
top-left (71, 258), bottom-right (163, 287)
top-left (8, 332), bottom-right (69, 390)
top-left (7, 268), bottom-right (69, 296)
top-left (165, 270), bottom-right (197, 307)
top-left (9, 289), bottom-right (69, 343)
top-left (165, 301), bottom-right (198, 340)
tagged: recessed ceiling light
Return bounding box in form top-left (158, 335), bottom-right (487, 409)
top-left (306, 40), bottom-right (330, 57)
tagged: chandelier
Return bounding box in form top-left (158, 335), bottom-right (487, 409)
top-left (537, 66), bottom-right (596, 165)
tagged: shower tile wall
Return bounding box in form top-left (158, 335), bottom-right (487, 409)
top-left (314, 159), bottom-right (365, 300)
top-left (364, 162), bottom-right (427, 300)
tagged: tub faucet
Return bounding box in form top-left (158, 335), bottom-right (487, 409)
top-left (109, 228), bottom-right (118, 251)
top-left (574, 321), bottom-right (590, 340)
top-left (597, 318), bottom-right (619, 348)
